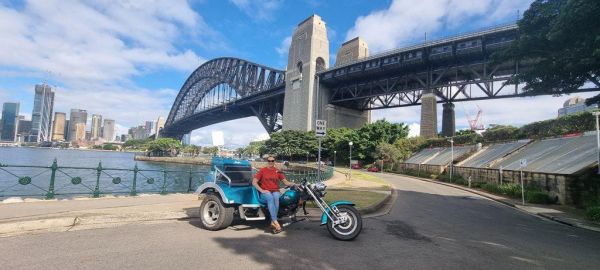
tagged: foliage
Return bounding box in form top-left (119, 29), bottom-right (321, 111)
top-left (202, 146), bottom-right (219, 156)
top-left (493, 0), bottom-right (600, 97)
top-left (145, 138), bottom-right (182, 157)
top-left (261, 130), bottom-right (318, 160)
top-left (243, 140), bottom-right (265, 157)
top-left (102, 143), bottom-right (118, 151)
top-left (586, 205), bottom-right (600, 222)
top-left (393, 136), bottom-right (428, 161)
top-left (354, 120), bottom-right (409, 163)
top-left (519, 111), bottom-right (595, 139)
top-left (123, 138), bottom-right (151, 149)
top-left (482, 125), bottom-right (521, 142)
top-left (525, 190), bottom-right (554, 204)
top-left (182, 145), bottom-right (201, 156)
top-left (375, 143), bottom-right (402, 170)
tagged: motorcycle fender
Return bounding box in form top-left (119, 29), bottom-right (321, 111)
top-left (320, 200), bottom-right (355, 225)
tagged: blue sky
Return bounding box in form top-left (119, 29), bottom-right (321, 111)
top-left (1, 0), bottom-right (596, 147)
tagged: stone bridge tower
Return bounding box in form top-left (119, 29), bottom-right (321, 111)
top-left (283, 15), bottom-right (329, 131)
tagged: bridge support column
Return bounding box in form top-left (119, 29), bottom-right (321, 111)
top-left (420, 91), bottom-right (437, 138)
top-left (442, 102), bottom-right (455, 137)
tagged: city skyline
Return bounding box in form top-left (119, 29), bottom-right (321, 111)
top-left (0, 0), bottom-right (597, 147)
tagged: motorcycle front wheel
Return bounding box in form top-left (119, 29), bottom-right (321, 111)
top-left (326, 205), bottom-right (362, 241)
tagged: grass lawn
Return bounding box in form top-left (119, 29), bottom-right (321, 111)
top-left (321, 189), bottom-right (387, 209)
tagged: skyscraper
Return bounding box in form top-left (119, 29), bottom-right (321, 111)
top-left (51, 112), bottom-right (66, 141)
top-left (29, 84), bottom-right (55, 142)
top-left (155, 116), bottom-right (165, 137)
top-left (68, 109), bottom-right (87, 142)
top-left (17, 116), bottom-right (31, 143)
top-left (91, 114), bottom-right (102, 140)
top-left (144, 121), bottom-right (154, 137)
top-left (102, 119), bottom-right (115, 142)
top-left (74, 122), bottom-right (86, 142)
top-left (1, 102), bottom-right (20, 142)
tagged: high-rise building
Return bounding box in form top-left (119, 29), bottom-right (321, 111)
top-left (558, 96), bottom-right (598, 117)
top-left (144, 121), bottom-right (154, 137)
top-left (17, 116), bottom-right (31, 142)
top-left (91, 114), bottom-right (102, 140)
top-left (29, 84), bottom-right (55, 142)
top-left (155, 116), bottom-right (165, 137)
top-left (182, 133), bottom-right (191, 146)
top-left (102, 119), bottom-right (115, 142)
top-left (69, 109), bottom-right (87, 142)
top-left (51, 112), bottom-right (66, 141)
top-left (1, 102), bottom-right (20, 142)
top-left (74, 122), bottom-right (86, 142)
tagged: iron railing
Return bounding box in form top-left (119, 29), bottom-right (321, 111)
top-left (0, 159), bottom-right (209, 199)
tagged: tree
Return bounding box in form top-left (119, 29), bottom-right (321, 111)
top-left (375, 143), bottom-right (402, 171)
top-left (123, 138), bottom-right (150, 150)
top-left (262, 130), bottom-right (318, 160)
top-left (353, 119), bottom-right (409, 163)
top-left (146, 138), bottom-right (182, 157)
top-left (494, 0), bottom-right (600, 97)
top-left (202, 146), bottom-right (219, 156)
top-left (102, 143), bottom-right (118, 151)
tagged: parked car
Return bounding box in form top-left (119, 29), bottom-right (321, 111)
top-left (351, 163), bottom-right (361, 169)
top-left (367, 166), bottom-right (379, 172)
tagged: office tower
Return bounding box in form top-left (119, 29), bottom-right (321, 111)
top-left (182, 133), bottom-right (191, 146)
top-left (69, 109), bottom-right (87, 142)
top-left (91, 114), bottom-right (102, 140)
top-left (17, 116), bottom-right (31, 142)
top-left (155, 116), bottom-right (165, 137)
top-left (144, 121), bottom-right (154, 137)
top-left (29, 84), bottom-right (55, 142)
top-left (102, 119), bottom-right (115, 142)
top-left (1, 102), bottom-right (20, 141)
top-left (51, 112), bottom-right (66, 141)
top-left (74, 122), bottom-right (86, 141)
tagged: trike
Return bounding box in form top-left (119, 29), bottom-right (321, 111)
top-left (196, 157), bottom-right (362, 241)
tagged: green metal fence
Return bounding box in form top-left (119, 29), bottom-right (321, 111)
top-left (0, 159), bottom-right (209, 199)
top-left (0, 160), bottom-right (333, 199)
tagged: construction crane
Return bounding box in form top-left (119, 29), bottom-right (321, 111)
top-left (465, 105), bottom-right (485, 132)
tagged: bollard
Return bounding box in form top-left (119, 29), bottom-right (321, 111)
top-left (161, 170), bottom-right (167, 195)
top-left (468, 176), bottom-right (472, 188)
top-left (93, 162), bottom-right (102, 198)
top-left (46, 159), bottom-right (58, 199)
top-left (187, 168), bottom-right (193, 193)
top-left (131, 163), bottom-right (138, 196)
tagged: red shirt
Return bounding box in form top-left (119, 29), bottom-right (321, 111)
top-left (255, 167), bottom-right (285, 192)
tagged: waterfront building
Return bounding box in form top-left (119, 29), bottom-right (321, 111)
top-left (17, 116), bottom-right (31, 142)
top-left (155, 116), bottom-right (165, 137)
top-left (558, 96), bottom-right (598, 117)
top-left (182, 133), bottom-right (191, 146)
top-left (1, 102), bottom-right (20, 142)
top-left (102, 119), bottom-right (115, 142)
top-left (51, 112), bottom-right (66, 141)
top-left (68, 109), bottom-right (87, 142)
top-left (29, 84), bottom-right (55, 143)
top-left (91, 114), bottom-right (102, 140)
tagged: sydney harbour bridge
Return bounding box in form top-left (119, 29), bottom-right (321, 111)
top-left (161, 15), bottom-right (599, 140)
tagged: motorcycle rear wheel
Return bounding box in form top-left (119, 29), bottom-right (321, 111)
top-left (199, 194), bottom-right (234, 231)
top-left (326, 205), bottom-right (362, 241)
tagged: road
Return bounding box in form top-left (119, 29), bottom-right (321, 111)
top-left (2, 173), bottom-right (600, 270)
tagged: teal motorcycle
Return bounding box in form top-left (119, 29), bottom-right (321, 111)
top-left (196, 157), bottom-right (362, 241)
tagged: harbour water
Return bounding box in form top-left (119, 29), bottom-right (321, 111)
top-left (0, 147), bottom-right (210, 198)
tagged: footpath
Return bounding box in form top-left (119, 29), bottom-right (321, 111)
top-left (394, 172), bottom-right (600, 233)
top-left (0, 171), bottom-right (393, 237)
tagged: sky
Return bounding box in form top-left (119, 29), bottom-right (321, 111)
top-left (0, 0), bottom-right (596, 147)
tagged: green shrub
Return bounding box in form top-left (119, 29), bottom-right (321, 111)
top-left (482, 183), bottom-right (501, 193)
top-left (525, 190), bottom-right (552, 204)
top-left (470, 182), bottom-right (483, 188)
top-left (586, 206), bottom-right (600, 222)
top-left (498, 183), bottom-right (522, 198)
top-left (430, 174), bottom-right (439, 180)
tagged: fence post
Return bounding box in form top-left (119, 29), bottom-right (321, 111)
top-left (131, 163), bottom-right (138, 196)
top-left (93, 162), bottom-right (102, 198)
top-left (187, 168), bottom-right (193, 193)
top-left (46, 158), bottom-right (58, 199)
top-left (161, 170), bottom-right (167, 195)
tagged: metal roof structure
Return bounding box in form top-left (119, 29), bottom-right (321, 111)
top-left (459, 140), bottom-right (530, 168)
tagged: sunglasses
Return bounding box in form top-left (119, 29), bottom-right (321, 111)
top-left (267, 160), bottom-right (275, 162)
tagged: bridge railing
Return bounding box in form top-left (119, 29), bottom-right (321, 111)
top-left (0, 159), bottom-right (209, 199)
top-left (321, 23), bottom-right (518, 72)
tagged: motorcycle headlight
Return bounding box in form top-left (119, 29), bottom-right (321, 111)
top-left (314, 182), bottom-right (327, 191)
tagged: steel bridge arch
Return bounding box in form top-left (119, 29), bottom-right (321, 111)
top-left (163, 57), bottom-right (285, 138)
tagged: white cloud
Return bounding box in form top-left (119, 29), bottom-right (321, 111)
top-left (229, 0), bottom-right (282, 21)
top-left (190, 117), bottom-right (270, 147)
top-left (276, 36), bottom-right (292, 56)
top-left (0, 0), bottom-right (216, 128)
top-left (346, 0), bottom-right (532, 53)
top-left (407, 123), bottom-right (420, 137)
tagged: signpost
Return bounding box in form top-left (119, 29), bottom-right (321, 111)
top-left (315, 120), bottom-right (326, 182)
top-left (499, 166), bottom-right (503, 185)
top-left (519, 159), bottom-right (527, 205)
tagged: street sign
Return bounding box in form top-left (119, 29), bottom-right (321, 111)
top-left (315, 120), bottom-right (327, 137)
top-left (520, 159), bottom-right (527, 168)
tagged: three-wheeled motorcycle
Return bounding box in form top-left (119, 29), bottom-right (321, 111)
top-left (196, 157), bottom-right (362, 241)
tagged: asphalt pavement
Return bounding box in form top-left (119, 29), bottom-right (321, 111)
top-left (1, 173), bottom-right (600, 270)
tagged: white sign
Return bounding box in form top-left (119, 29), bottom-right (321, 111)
top-left (315, 120), bottom-right (327, 137)
top-left (519, 159), bottom-right (527, 168)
